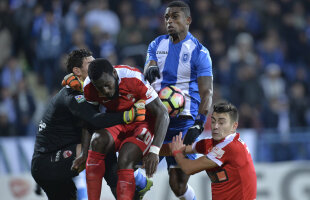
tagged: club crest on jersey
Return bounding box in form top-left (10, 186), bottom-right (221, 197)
top-left (210, 146), bottom-right (225, 159)
top-left (182, 52), bottom-right (190, 63)
top-left (146, 86), bottom-right (155, 99)
top-left (74, 95), bottom-right (85, 103)
top-left (63, 150), bottom-right (72, 158)
top-left (127, 94), bottom-right (136, 102)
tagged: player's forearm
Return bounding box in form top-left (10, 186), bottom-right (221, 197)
top-left (159, 144), bottom-right (171, 156)
top-left (152, 110), bottom-right (170, 148)
top-left (81, 129), bottom-right (92, 158)
top-left (175, 153), bottom-right (215, 175)
top-left (160, 144), bottom-right (194, 156)
top-left (146, 98), bottom-right (170, 148)
top-left (174, 153), bottom-right (196, 175)
top-left (198, 76), bottom-right (213, 115)
top-left (199, 90), bottom-right (212, 115)
top-left (90, 112), bottom-right (124, 129)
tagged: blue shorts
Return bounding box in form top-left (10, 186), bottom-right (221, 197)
top-left (161, 117), bottom-right (197, 169)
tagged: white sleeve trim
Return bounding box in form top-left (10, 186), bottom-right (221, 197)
top-left (206, 153), bottom-right (222, 166)
top-left (192, 142), bottom-right (198, 153)
top-left (87, 101), bottom-right (99, 106)
top-left (145, 86), bottom-right (158, 105)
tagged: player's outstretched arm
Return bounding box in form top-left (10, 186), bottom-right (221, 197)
top-left (171, 133), bottom-right (218, 175)
top-left (68, 95), bottom-right (145, 130)
top-left (183, 76), bottom-right (213, 145)
top-left (159, 139), bottom-right (194, 156)
top-left (143, 97), bottom-right (170, 177)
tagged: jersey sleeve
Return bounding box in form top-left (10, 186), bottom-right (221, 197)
top-left (145, 38), bottom-right (159, 65)
top-left (195, 46), bottom-right (213, 77)
top-left (83, 76), bottom-right (99, 106)
top-left (136, 77), bottom-right (158, 105)
top-left (67, 94), bottom-right (124, 129)
top-left (206, 144), bottom-right (234, 167)
top-left (192, 139), bottom-right (210, 154)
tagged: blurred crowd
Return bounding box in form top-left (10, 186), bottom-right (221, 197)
top-left (0, 0), bottom-right (310, 137)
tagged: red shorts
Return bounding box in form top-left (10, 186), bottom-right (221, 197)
top-left (105, 121), bottom-right (154, 156)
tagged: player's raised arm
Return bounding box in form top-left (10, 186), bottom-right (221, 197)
top-left (143, 97), bottom-right (170, 177)
top-left (171, 133), bottom-right (218, 175)
top-left (144, 38), bottom-right (160, 84)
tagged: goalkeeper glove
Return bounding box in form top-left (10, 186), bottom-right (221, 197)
top-left (123, 100), bottom-right (146, 124)
top-left (144, 66), bottom-right (160, 84)
top-left (62, 73), bottom-right (83, 92)
top-left (183, 114), bottom-right (206, 145)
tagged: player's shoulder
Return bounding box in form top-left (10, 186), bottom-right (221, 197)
top-left (188, 32), bottom-right (210, 54)
top-left (83, 76), bottom-right (91, 88)
top-left (152, 34), bottom-right (170, 44)
top-left (83, 76), bottom-right (98, 92)
top-left (221, 133), bottom-right (247, 154)
top-left (115, 65), bottom-right (145, 82)
top-left (83, 76), bottom-right (99, 99)
top-left (58, 87), bottom-right (85, 105)
top-left (197, 137), bottom-right (213, 147)
top-left (114, 65), bottom-right (141, 73)
top-left (216, 133), bottom-right (238, 151)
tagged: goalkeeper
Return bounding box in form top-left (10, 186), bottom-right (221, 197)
top-left (31, 49), bottom-right (146, 200)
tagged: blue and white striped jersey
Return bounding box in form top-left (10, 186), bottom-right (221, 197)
top-left (145, 32), bottom-right (213, 118)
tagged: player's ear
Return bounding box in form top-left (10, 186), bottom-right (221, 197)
top-left (186, 16), bottom-right (192, 26)
top-left (113, 69), bottom-right (118, 78)
top-left (232, 122), bottom-right (238, 132)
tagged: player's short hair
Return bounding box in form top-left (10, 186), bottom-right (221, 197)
top-left (167, 1), bottom-right (191, 17)
top-left (66, 49), bottom-right (92, 73)
top-left (213, 101), bottom-right (239, 123)
top-left (88, 58), bottom-right (114, 81)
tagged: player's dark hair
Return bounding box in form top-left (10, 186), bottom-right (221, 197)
top-left (167, 1), bottom-right (191, 17)
top-left (66, 49), bottom-right (92, 73)
top-left (213, 101), bottom-right (239, 123)
top-left (88, 58), bottom-right (114, 81)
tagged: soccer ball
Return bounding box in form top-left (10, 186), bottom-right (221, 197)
top-left (158, 85), bottom-right (185, 117)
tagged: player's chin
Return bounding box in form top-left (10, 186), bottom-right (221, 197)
top-left (212, 133), bottom-right (222, 141)
top-left (167, 29), bottom-right (176, 35)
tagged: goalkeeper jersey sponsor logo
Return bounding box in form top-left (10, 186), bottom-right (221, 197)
top-left (74, 95), bottom-right (85, 103)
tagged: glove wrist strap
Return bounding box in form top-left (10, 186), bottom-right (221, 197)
top-left (196, 113), bottom-right (207, 125)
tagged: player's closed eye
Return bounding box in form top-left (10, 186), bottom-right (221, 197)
top-left (172, 15), bottom-right (178, 19)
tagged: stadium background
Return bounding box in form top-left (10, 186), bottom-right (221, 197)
top-left (0, 0), bottom-right (309, 199)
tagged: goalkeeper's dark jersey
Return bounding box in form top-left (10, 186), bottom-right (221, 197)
top-left (34, 87), bottom-right (123, 154)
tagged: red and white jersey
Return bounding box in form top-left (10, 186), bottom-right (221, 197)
top-left (193, 133), bottom-right (257, 200)
top-left (83, 65), bottom-right (158, 112)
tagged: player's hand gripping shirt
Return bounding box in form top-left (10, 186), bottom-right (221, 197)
top-left (83, 65), bottom-right (158, 112)
top-left (193, 133), bottom-right (257, 200)
top-left (146, 32), bottom-right (213, 118)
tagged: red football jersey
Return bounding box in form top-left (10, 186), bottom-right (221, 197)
top-left (193, 133), bottom-right (257, 200)
top-left (83, 65), bottom-right (158, 112)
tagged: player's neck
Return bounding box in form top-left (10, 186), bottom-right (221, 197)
top-left (170, 31), bottom-right (187, 44)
